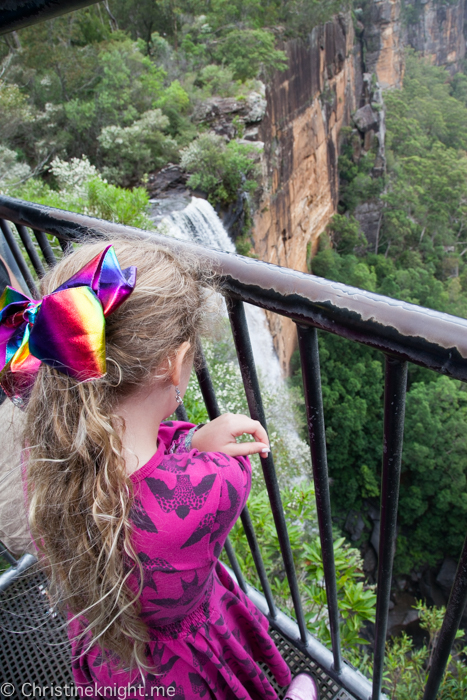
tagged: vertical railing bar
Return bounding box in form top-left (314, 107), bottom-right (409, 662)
top-left (422, 536), bottom-right (467, 699)
top-left (297, 324), bottom-right (343, 673)
top-left (228, 297), bottom-right (308, 643)
top-left (194, 341), bottom-right (277, 617)
top-left (175, 404), bottom-right (189, 422)
top-left (0, 219), bottom-right (39, 297)
top-left (58, 238), bottom-right (73, 255)
top-left (33, 229), bottom-right (57, 267)
top-left (239, 505), bottom-right (277, 617)
top-left (372, 356), bottom-right (408, 700)
top-left (223, 537), bottom-right (248, 594)
top-left (194, 343), bottom-right (221, 419)
top-left (0, 543), bottom-right (17, 567)
top-left (14, 223), bottom-right (45, 277)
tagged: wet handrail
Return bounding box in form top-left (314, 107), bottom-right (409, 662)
top-left (2, 195), bottom-right (467, 700)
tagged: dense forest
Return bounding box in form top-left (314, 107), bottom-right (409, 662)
top-left (299, 53), bottom-right (467, 573)
top-left (0, 0), bottom-right (344, 208)
top-left (2, 1), bottom-right (467, 695)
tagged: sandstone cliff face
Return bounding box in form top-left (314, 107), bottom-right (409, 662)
top-left (254, 14), bottom-right (361, 372)
top-left (405, 0), bottom-right (465, 71)
top-left (361, 0), bottom-right (465, 89)
top-left (252, 0), bottom-right (466, 372)
top-left (359, 0), bottom-right (405, 88)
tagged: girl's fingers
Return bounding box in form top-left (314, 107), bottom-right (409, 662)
top-left (193, 414), bottom-right (270, 455)
top-left (229, 416), bottom-right (269, 447)
top-left (222, 442), bottom-right (271, 458)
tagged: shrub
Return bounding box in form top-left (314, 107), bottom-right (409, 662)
top-left (49, 155), bottom-right (100, 198)
top-left (10, 156), bottom-right (153, 230)
top-left (155, 80), bottom-right (195, 140)
top-left (225, 483), bottom-right (376, 653)
top-left (98, 109), bottom-right (178, 186)
top-left (215, 29), bottom-right (287, 81)
top-left (197, 65), bottom-right (238, 97)
top-left (180, 133), bottom-right (261, 205)
top-left (0, 146), bottom-right (31, 191)
top-left (86, 177), bottom-right (152, 228)
top-left (351, 602), bottom-right (467, 699)
top-left (325, 213), bottom-right (367, 255)
top-left (0, 81), bottom-right (33, 144)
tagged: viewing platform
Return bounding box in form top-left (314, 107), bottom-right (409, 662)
top-left (1, 197), bottom-right (467, 699)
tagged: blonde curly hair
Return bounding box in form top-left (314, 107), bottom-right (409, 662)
top-left (25, 235), bottom-right (215, 673)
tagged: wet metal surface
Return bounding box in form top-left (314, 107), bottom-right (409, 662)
top-left (2, 196), bottom-right (467, 380)
top-left (372, 359), bottom-right (407, 700)
top-left (1, 196), bottom-right (464, 700)
top-left (298, 325), bottom-right (343, 674)
top-left (229, 299), bottom-right (308, 641)
top-left (0, 0), bottom-right (100, 35)
top-left (422, 535), bottom-right (467, 700)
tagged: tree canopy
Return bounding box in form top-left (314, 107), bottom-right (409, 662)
top-left (296, 53), bottom-right (467, 570)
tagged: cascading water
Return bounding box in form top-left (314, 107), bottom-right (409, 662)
top-left (150, 196), bottom-right (311, 484)
top-left (159, 197), bottom-right (282, 388)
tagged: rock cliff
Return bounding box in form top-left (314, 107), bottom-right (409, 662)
top-left (252, 0), bottom-right (466, 372)
top-left (253, 14), bottom-right (362, 372)
top-left (361, 0), bottom-right (465, 89)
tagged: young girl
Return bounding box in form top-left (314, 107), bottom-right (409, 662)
top-left (1, 237), bottom-right (318, 699)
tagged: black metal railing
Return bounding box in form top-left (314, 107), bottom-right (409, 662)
top-left (2, 195), bottom-right (467, 700)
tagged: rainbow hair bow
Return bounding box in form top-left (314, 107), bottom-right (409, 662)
top-left (0, 245), bottom-right (136, 407)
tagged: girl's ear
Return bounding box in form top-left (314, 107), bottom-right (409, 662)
top-left (170, 341), bottom-right (192, 386)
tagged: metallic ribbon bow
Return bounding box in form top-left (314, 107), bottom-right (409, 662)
top-left (0, 244), bottom-right (136, 407)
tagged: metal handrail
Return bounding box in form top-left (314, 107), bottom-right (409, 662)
top-left (1, 194), bottom-right (467, 700)
top-left (1, 196), bottom-right (466, 379)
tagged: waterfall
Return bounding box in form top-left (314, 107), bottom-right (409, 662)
top-left (157, 197), bottom-right (283, 388)
top-left (150, 196), bottom-right (310, 486)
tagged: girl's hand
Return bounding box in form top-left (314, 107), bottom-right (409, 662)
top-left (191, 413), bottom-right (270, 458)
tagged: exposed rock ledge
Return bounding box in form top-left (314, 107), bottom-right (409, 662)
top-left (253, 13), bottom-right (361, 374)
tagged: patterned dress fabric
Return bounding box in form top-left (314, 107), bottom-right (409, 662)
top-left (69, 421), bottom-right (291, 699)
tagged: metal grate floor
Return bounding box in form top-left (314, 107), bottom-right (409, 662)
top-left (1, 570), bottom-right (354, 700)
top-left (260, 630), bottom-right (355, 700)
top-left (0, 568), bottom-right (73, 698)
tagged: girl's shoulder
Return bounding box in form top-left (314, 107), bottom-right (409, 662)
top-left (129, 423), bottom-right (251, 559)
top-left (130, 420), bottom-right (251, 485)
top-left (158, 420), bottom-right (196, 453)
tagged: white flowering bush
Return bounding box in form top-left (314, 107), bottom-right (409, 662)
top-left (50, 155), bottom-right (100, 199)
top-left (11, 155), bottom-right (153, 230)
top-left (0, 146), bottom-right (31, 191)
top-left (98, 109), bottom-right (177, 186)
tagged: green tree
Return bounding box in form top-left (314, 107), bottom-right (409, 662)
top-left (215, 29), bottom-right (287, 81)
top-left (326, 213), bottom-right (367, 255)
top-left (98, 109), bottom-right (177, 185)
top-left (180, 133), bottom-right (261, 205)
top-left (397, 376), bottom-right (467, 568)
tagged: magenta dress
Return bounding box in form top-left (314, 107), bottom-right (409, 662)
top-left (69, 421), bottom-right (291, 699)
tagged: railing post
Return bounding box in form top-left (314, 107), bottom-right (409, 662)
top-left (14, 223), bottom-right (45, 277)
top-left (33, 229), bottom-right (57, 267)
top-left (223, 537), bottom-right (248, 594)
top-left (422, 536), bottom-right (467, 699)
top-left (228, 297), bottom-right (309, 643)
top-left (194, 341), bottom-right (277, 617)
top-left (0, 542), bottom-right (17, 567)
top-left (297, 324), bottom-right (343, 674)
top-left (194, 343), bottom-right (221, 419)
top-left (372, 356), bottom-right (407, 700)
top-left (0, 219), bottom-right (39, 296)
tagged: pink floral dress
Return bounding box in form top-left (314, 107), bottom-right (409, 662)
top-left (69, 421), bottom-right (291, 699)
